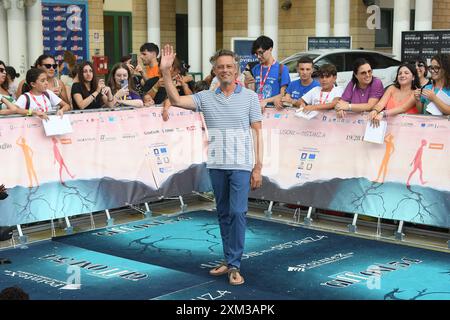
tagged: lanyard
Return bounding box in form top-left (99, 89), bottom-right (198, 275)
top-left (319, 90), bottom-right (331, 104)
top-left (259, 62), bottom-right (275, 94)
top-left (29, 92), bottom-right (49, 112)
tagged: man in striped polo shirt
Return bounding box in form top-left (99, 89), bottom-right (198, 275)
top-left (160, 45), bottom-right (263, 286)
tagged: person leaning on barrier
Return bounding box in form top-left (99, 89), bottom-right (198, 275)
top-left (370, 63), bottom-right (420, 127)
top-left (17, 54), bottom-right (70, 105)
top-left (107, 63), bottom-right (144, 108)
top-left (281, 56), bottom-right (320, 108)
top-left (297, 64), bottom-right (343, 111)
top-left (415, 54), bottom-right (450, 115)
top-left (335, 58), bottom-right (384, 118)
top-left (160, 45), bottom-right (263, 286)
top-left (0, 60), bottom-right (45, 119)
top-left (251, 35), bottom-right (291, 111)
top-left (71, 61), bottom-right (115, 110)
top-left (162, 80), bottom-right (210, 121)
top-left (149, 55), bottom-right (194, 104)
top-left (16, 68), bottom-right (71, 117)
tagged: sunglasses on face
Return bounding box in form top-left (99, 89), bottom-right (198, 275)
top-left (0, 67), bottom-right (5, 73)
top-left (416, 63), bottom-right (425, 68)
top-left (428, 65), bottom-right (441, 73)
top-left (43, 64), bottom-right (58, 69)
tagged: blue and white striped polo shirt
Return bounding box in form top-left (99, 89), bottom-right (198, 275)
top-left (192, 84), bottom-right (263, 171)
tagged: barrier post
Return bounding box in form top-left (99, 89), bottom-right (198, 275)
top-left (293, 208), bottom-right (301, 223)
top-left (105, 209), bottom-right (114, 227)
top-left (127, 203), bottom-right (151, 219)
top-left (50, 219), bottom-right (56, 238)
top-left (264, 201), bottom-right (273, 218)
top-left (144, 202), bottom-right (153, 218)
top-left (394, 220), bottom-right (405, 241)
top-left (16, 224), bottom-right (28, 245)
top-left (89, 213), bottom-right (96, 230)
top-left (64, 217), bottom-right (73, 235)
top-left (348, 213), bottom-right (358, 233)
top-left (304, 207), bottom-right (314, 226)
top-left (179, 196), bottom-right (188, 212)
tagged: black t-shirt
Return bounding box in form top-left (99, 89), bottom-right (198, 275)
top-left (71, 82), bottom-right (104, 110)
top-left (143, 77), bottom-right (195, 104)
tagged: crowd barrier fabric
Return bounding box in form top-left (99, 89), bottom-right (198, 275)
top-left (250, 109), bottom-right (450, 228)
top-left (0, 107), bottom-right (210, 226)
top-left (1, 107), bottom-right (449, 228)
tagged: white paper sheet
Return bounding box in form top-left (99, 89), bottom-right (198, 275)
top-left (294, 110), bottom-right (319, 120)
top-left (42, 115), bottom-right (73, 136)
top-left (426, 90), bottom-right (450, 116)
top-left (363, 120), bottom-right (387, 144)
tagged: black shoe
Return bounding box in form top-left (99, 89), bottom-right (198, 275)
top-left (0, 258), bottom-right (11, 264)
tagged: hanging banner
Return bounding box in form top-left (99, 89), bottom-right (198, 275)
top-left (401, 30), bottom-right (450, 62)
top-left (42, 2), bottom-right (89, 63)
top-left (0, 108), bottom-right (209, 226)
top-left (250, 109), bottom-right (450, 228)
top-left (1, 108), bottom-right (449, 228)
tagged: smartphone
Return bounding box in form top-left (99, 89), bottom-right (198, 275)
top-left (130, 53), bottom-right (138, 67)
top-left (121, 79), bottom-right (128, 89)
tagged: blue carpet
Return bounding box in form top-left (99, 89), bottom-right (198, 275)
top-left (1, 210), bottom-right (449, 300)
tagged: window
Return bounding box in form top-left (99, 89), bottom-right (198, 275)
top-left (315, 54), bottom-right (344, 72)
top-left (375, 9), bottom-right (393, 48)
top-left (376, 9), bottom-right (415, 48)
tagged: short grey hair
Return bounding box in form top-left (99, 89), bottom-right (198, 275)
top-left (210, 49), bottom-right (240, 66)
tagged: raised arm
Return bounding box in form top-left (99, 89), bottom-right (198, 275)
top-left (160, 45), bottom-right (196, 110)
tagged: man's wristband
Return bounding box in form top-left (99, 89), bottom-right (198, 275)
top-left (27, 109), bottom-right (33, 116)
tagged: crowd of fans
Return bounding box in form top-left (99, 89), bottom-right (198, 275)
top-left (1, 37), bottom-right (449, 120)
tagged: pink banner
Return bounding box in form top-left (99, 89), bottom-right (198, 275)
top-left (0, 107), bottom-right (209, 226)
top-left (251, 109), bottom-right (450, 227)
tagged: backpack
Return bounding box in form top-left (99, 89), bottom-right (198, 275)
top-left (24, 91), bottom-right (50, 110)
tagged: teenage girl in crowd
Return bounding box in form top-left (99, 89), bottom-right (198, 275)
top-left (107, 63), bottom-right (144, 108)
top-left (370, 63), bottom-right (420, 126)
top-left (415, 53), bottom-right (450, 115)
top-left (17, 54), bottom-right (70, 104)
top-left (71, 61), bottom-right (115, 110)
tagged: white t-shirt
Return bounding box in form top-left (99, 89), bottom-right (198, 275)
top-left (301, 86), bottom-right (343, 105)
top-left (16, 89), bottom-right (62, 112)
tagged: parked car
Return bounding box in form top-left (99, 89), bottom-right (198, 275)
top-left (280, 49), bottom-right (402, 88)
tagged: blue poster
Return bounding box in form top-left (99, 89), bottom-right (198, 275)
top-left (42, 2), bottom-right (89, 63)
top-left (232, 38), bottom-right (258, 73)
